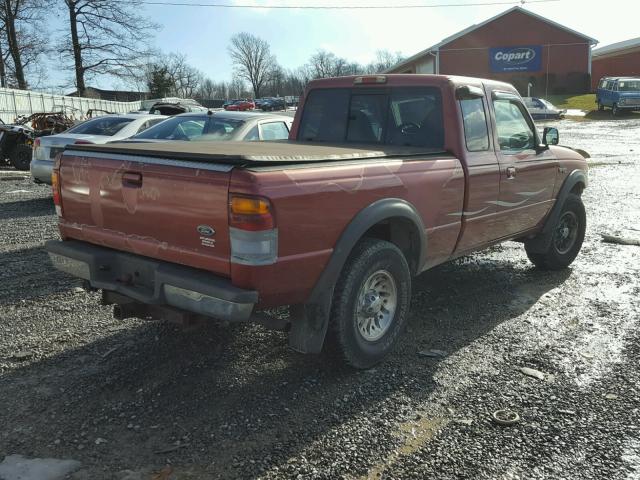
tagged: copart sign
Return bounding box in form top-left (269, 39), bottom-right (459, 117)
top-left (489, 45), bottom-right (542, 72)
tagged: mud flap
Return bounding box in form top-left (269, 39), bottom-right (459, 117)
top-left (288, 289), bottom-right (333, 354)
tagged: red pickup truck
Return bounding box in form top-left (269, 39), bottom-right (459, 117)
top-left (46, 74), bottom-right (587, 368)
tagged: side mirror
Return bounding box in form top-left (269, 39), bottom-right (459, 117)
top-left (543, 127), bottom-right (559, 146)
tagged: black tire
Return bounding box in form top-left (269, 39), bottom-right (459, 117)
top-left (327, 238), bottom-right (412, 369)
top-left (612, 103), bottom-right (620, 116)
top-left (9, 144), bottom-right (32, 171)
top-left (597, 101), bottom-right (604, 111)
top-left (526, 194), bottom-right (586, 270)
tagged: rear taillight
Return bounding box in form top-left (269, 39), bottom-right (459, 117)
top-left (229, 194), bottom-right (277, 265)
top-left (32, 138), bottom-right (43, 160)
top-left (229, 194), bottom-right (274, 231)
top-left (51, 154), bottom-right (63, 217)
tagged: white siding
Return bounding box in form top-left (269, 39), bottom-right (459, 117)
top-left (415, 57), bottom-right (435, 74)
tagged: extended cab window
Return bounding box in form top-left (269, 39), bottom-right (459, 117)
top-left (493, 98), bottom-right (536, 152)
top-left (460, 98), bottom-right (489, 151)
top-left (298, 87), bottom-right (443, 148)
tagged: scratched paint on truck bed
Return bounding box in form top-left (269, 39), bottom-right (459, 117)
top-left (58, 155), bottom-right (232, 277)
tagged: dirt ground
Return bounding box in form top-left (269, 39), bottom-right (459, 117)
top-left (0, 118), bottom-right (639, 479)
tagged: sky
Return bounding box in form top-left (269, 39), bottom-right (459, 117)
top-left (44, 0), bottom-right (640, 93)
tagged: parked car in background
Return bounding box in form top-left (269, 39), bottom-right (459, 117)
top-left (148, 100), bottom-right (207, 115)
top-left (30, 114), bottom-right (167, 184)
top-left (260, 97), bottom-right (286, 111)
top-left (225, 100), bottom-right (255, 111)
top-left (596, 77), bottom-right (640, 115)
top-left (125, 111), bottom-right (292, 142)
top-left (254, 98), bottom-right (268, 110)
top-left (523, 97), bottom-right (566, 120)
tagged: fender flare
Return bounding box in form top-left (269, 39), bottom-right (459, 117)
top-left (309, 198), bottom-right (426, 304)
top-left (288, 198), bottom-right (426, 354)
top-left (526, 169), bottom-right (588, 253)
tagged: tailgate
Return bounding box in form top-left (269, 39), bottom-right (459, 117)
top-left (57, 153), bottom-right (233, 276)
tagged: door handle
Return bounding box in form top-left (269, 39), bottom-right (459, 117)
top-left (122, 172), bottom-right (143, 188)
top-left (506, 166), bottom-right (517, 179)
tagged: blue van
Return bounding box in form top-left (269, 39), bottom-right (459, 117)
top-left (596, 77), bottom-right (640, 116)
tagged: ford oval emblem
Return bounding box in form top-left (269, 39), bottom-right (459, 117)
top-left (197, 225), bottom-right (215, 236)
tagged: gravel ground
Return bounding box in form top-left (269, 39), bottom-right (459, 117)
top-left (0, 118), bottom-right (639, 480)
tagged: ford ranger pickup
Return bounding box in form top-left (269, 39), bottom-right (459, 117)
top-left (46, 74), bottom-right (588, 368)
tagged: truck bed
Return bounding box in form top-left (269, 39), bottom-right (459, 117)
top-left (66, 140), bottom-right (446, 166)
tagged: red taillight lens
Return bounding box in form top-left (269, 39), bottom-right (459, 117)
top-left (74, 139), bottom-right (94, 145)
top-left (229, 194), bottom-right (274, 231)
top-left (34, 138), bottom-right (40, 148)
top-left (51, 154), bottom-right (63, 216)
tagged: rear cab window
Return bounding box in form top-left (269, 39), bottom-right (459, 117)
top-left (298, 87), bottom-right (443, 148)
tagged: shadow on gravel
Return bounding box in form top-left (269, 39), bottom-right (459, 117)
top-left (0, 250), bottom-right (572, 478)
top-left (0, 196), bottom-right (54, 220)
top-left (0, 245), bottom-right (73, 304)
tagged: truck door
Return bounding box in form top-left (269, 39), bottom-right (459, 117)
top-left (453, 89), bottom-right (501, 253)
top-left (490, 92), bottom-right (557, 237)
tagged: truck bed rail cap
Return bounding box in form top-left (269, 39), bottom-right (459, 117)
top-left (65, 140), bottom-right (446, 165)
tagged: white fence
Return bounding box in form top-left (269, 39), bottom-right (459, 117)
top-left (0, 87), bottom-right (142, 123)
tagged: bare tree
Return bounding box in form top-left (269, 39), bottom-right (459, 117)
top-left (228, 32), bottom-right (275, 98)
top-left (165, 53), bottom-right (201, 98)
top-left (366, 50), bottom-right (405, 74)
top-left (0, 0), bottom-right (46, 89)
top-left (61, 0), bottom-right (157, 96)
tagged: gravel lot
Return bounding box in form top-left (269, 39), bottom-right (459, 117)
top-left (0, 118), bottom-right (639, 479)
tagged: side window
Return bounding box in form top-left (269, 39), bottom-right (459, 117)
top-left (245, 125), bottom-right (259, 141)
top-left (147, 118), bottom-right (165, 128)
top-left (136, 121), bottom-right (150, 133)
top-left (493, 98), bottom-right (536, 152)
top-left (259, 122), bottom-right (289, 141)
top-left (460, 98), bottom-right (489, 152)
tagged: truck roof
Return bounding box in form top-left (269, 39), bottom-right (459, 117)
top-left (66, 140), bottom-right (446, 166)
top-left (306, 74), bottom-right (517, 93)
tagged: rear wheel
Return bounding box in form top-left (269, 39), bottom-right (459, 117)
top-left (9, 144), bottom-right (32, 171)
top-left (597, 101), bottom-right (604, 111)
top-left (525, 194), bottom-right (586, 270)
top-left (328, 238), bottom-right (411, 369)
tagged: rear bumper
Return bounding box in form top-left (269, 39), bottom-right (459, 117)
top-left (45, 240), bottom-right (258, 322)
top-left (30, 159), bottom-right (53, 184)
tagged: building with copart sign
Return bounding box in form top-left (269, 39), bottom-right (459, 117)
top-left (385, 6), bottom-right (597, 96)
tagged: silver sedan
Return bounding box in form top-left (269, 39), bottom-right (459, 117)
top-left (31, 113), bottom-right (167, 185)
top-left (123, 111), bottom-right (293, 143)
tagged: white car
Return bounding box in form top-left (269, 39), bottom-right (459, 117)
top-left (30, 113), bottom-right (167, 184)
top-left (522, 97), bottom-right (566, 120)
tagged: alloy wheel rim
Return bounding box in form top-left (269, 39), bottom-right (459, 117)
top-left (554, 211), bottom-right (579, 255)
top-left (356, 269), bottom-right (397, 342)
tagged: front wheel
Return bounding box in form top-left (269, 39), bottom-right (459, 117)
top-left (10, 144), bottom-right (32, 171)
top-left (525, 193), bottom-right (586, 270)
top-left (612, 103), bottom-right (620, 116)
top-left (328, 238), bottom-right (411, 369)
